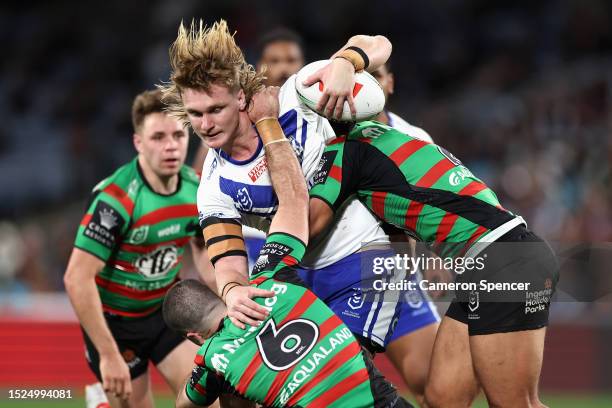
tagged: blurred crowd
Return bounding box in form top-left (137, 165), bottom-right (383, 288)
top-left (0, 1), bottom-right (610, 318)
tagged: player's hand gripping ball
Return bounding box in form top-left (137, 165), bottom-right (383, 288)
top-left (296, 59), bottom-right (385, 122)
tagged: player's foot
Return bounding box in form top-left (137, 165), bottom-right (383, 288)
top-left (85, 382), bottom-right (110, 408)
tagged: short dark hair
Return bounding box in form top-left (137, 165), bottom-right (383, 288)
top-left (131, 89), bottom-right (166, 133)
top-left (257, 27), bottom-right (305, 58)
top-left (163, 280), bottom-right (224, 334)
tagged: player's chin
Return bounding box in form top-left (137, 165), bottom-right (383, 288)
top-left (201, 133), bottom-right (227, 149)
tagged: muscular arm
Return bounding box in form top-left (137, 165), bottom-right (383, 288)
top-left (63, 248), bottom-right (131, 400)
top-left (332, 34), bottom-right (392, 73)
top-left (308, 197), bottom-right (334, 241)
top-left (189, 237), bottom-right (217, 291)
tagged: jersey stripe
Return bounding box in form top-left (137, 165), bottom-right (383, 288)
top-left (80, 214), bottom-right (92, 226)
top-left (388, 139), bottom-right (428, 166)
top-left (435, 213), bottom-right (459, 241)
top-left (95, 275), bottom-right (178, 300)
top-left (286, 341), bottom-right (362, 406)
top-left (459, 181), bottom-right (488, 197)
top-left (404, 200), bottom-right (425, 232)
top-left (329, 165), bottom-right (342, 183)
top-left (103, 183), bottom-right (134, 214)
top-left (132, 204), bottom-right (198, 228)
top-left (371, 192), bottom-right (388, 219)
top-left (109, 259), bottom-right (138, 273)
top-left (250, 276), bottom-right (268, 285)
top-left (308, 366), bottom-right (369, 407)
top-left (415, 159), bottom-right (456, 187)
top-left (101, 303), bottom-right (159, 317)
top-left (327, 136), bottom-right (346, 146)
top-left (120, 237), bottom-right (191, 254)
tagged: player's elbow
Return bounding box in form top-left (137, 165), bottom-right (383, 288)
top-left (63, 266), bottom-right (79, 296)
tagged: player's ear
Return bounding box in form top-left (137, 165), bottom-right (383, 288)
top-left (133, 133), bottom-right (143, 153)
top-left (185, 332), bottom-right (205, 346)
top-left (237, 89), bottom-right (247, 111)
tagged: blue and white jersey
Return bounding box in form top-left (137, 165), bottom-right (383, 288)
top-left (197, 75), bottom-right (389, 269)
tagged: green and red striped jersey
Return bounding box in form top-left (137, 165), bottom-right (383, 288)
top-left (186, 233), bottom-right (392, 407)
top-left (73, 157), bottom-right (200, 317)
top-left (309, 121), bottom-right (525, 258)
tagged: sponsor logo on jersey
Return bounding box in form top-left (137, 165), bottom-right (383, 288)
top-left (361, 126), bottom-right (385, 139)
top-left (127, 179), bottom-right (139, 198)
top-left (129, 226), bottom-right (149, 244)
top-left (121, 348), bottom-right (142, 369)
top-left (84, 201), bottom-right (125, 248)
top-left (310, 150), bottom-right (337, 187)
top-left (248, 157), bottom-right (268, 182)
top-left (158, 224), bottom-right (180, 238)
top-left (449, 166), bottom-right (475, 186)
top-left (134, 245), bottom-right (178, 280)
top-left (524, 281), bottom-right (553, 315)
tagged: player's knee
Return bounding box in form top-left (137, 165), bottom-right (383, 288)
top-left (424, 380), bottom-right (474, 408)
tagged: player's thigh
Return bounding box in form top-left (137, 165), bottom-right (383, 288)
top-left (469, 327), bottom-right (546, 408)
top-left (155, 339), bottom-right (199, 393)
top-left (385, 322), bottom-right (438, 393)
top-left (106, 372), bottom-right (154, 408)
top-left (425, 315), bottom-right (479, 408)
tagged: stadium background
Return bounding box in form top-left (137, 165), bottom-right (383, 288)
top-left (0, 0), bottom-right (611, 406)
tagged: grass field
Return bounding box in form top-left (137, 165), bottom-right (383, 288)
top-left (1, 393), bottom-right (612, 407)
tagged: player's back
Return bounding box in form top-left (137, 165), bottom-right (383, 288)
top-left (189, 234), bottom-right (402, 407)
top-left (312, 121), bottom-right (524, 257)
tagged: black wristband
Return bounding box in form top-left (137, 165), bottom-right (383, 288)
top-left (223, 283), bottom-right (242, 300)
top-left (346, 46), bottom-right (370, 70)
top-left (220, 281), bottom-right (242, 298)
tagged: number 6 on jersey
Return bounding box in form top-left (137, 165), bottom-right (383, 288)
top-left (256, 318), bottom-right (320, 371)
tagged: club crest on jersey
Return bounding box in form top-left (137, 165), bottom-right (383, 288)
top-left (129, 226), bottom-right (149, 244)
top-left (236, 187), bottom-right (253, 211)
top-left (348, 288), bottom-right (366, 310)
top-left (134, 245), bottom-right (178, 280)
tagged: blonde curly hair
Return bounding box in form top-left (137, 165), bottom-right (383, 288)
top-left (160, 19), bottom-right (265, 123)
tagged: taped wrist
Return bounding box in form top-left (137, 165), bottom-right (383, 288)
top-left (255, 118), bottom-right (286, 146)
top-left (335, 46), bottom-right (369, 72)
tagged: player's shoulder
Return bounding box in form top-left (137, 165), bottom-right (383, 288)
top-left (179, 164), bottom-right (201, 190)
top-left (89, 157), bottom-right (143, 209)
top-left (387, 111), bottom-right (434, 143)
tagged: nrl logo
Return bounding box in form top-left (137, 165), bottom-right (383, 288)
top-left (99, 208), bottom-right (118, 230)
top-left (348, 288), bottom-right (366, 310)
top-left (236, 187), bottom-right (253, 211)
top-left (468, 290), bottom-right (479, 312)
top-left (129, 226), bottom-right (149, 244)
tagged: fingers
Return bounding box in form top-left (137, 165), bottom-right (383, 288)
top-left (316, 91), bottom-right (330, 113)
top-left (229, 315), bottom-right (246, 330)
top-left (334, 96), bottom-right (345, 120)
top-left (303, 72), bottom-right (321, 87)
top-left (347, 94), bottom-right (357, 120)
top-left (249, 287), bottom-right (275, 298)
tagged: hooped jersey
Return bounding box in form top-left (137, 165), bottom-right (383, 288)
top-left (185, 233), bottom-right (396, 407)
top-left (197, 75), bottom-right (389, 269)
top-left (73, 158), bottom-right (200, 317)
top-left (309, 121), bottom-right (525, 258)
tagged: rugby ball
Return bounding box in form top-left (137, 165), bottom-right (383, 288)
top-left (295, 59), bottom-right (385, 122)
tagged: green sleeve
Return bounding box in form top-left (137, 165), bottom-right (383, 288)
top-left (73, 191), bottom-right (130, 261)
top-left (309, 141), bottom-right (358, 212)
top-left (249, 233), bottom-right (306, 281)
top-left (185, 365), bottom-right (223, 406)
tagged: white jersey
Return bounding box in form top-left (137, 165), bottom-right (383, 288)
top-left (387, 111), bottom-right (433, 143)
top-left (197, 75), bottom-right (389, 269)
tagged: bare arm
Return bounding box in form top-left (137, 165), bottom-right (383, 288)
top-left (63, 248), bottom-right (131, 400)
top-left (331, 35), bottom-right (392, 73)
top-left (308, 197), bottom-right (335, 241)
top-left (189, 237), bottom-right (217, 291)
